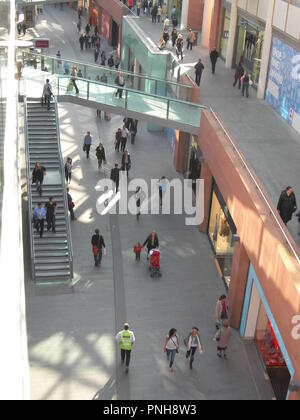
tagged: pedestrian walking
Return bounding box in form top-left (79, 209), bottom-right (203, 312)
top-left (64, 60), bottom-right (70, 75)
top-left (171, 27), bottom-right (178, 48)
top-left (95, 142), bottom-right (106, 169)
top-left (121, 149), bottom-right (131, 177)
top-left (64, 157), bottom-right (72, 184)
top-left (162, 2), bottom-right (168, 22)
top-left (241, 72), bottom-right (250, 98)
top-left (84, 34), bottom-right (88, 50)
top-left (21, 21), bottom-right (27, 36)
top-left (94, 47), bottom-right (100, 63)
top-left (186, 29), bottom-right (196, 51)
top-left (115, 323), bottom-right (135, 373)
top-left (17, 22), bottom-right (22, 36)
top-left (77, 19), bottom-right (81, 33)
top-left (120, 124), bottom-right (129, 152)
top-left (135, 186), bottom-right (143, 220)
top-left (91, 34), bottom-right (96, 48)
top-left (100, 50), bottom-right (106, 66)
top-left (85, 23), bottom-right (91, 35)
top-left (184, 327), bottom-right (204, 370)
top-left (88, 35), bottom-right (92, 49)
top-left (42, 79), bottom-right (53, 111)
top-left (157, 5), bottom-right (162, 23)
top-left (216, 320), bottom-right (232, 359)
top-left (33, 202), bottom-right (46, 238)
top-left (210, 47), bottom-right (219, 74)
top-left (108, 55), bottom-right (114, 70)
top-left (295, 211), bottom-right (300, 236)
top-left (115, 72), bottom-right (125, 99)
top-left (163, 27), bottom-right (170, 45)
top-left (67, 188), bottom-right (76, 221)
top-left (71, 67), bottom-right (79, 94)
top-left (134, 242), bottom-right (142, 260)
top-left (215, 294), bottom-right (229, 330)
top-left (151, 4), bottom-right (158, 23)
top-left (194, 59), bottom-right (204, 86)
top-left (137, 0), bottom-right (142, 16)
top-left (143, 231), bottom-right (159, 259)
top-left (91, 229), bottom-right (106, 267)
top-left (130, 119), bottom-right (138, 144)
top-left (176, 34), bottom-right (184, 61)
top-left (45, 196), bottom-right (57, 233)
top-left (56, 50), bottom-right (62, 68)
top-left (164, 328), bottom-right (179, 372)
top-left (115, 128), bottom-right (122, 152)
top-left (233, 60), bottom-right (244, 89)
top-left (164, 16), bottom-right (170, 29)
top-left (83, 131), bottom-right (92, 158)
top-left (110, 163), bottom-right (120, 193)
top-left (277, 186), bottom-right (297, 225)
top-left (32, 162), bottom-right (46, 196)
top-left (158, 176), bottom-right (167, 207)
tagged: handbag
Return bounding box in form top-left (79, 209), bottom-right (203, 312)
top-left (93, 245), bottom-right (99, 255)
top-left (83, 144), bottom-right (86, 152)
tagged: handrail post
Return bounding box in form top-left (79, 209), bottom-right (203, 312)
top-left (87, 81), bottom-right (89, 100)
top-left (52, 58), bottom-right (54, 75)
top-left (84, 64), bottom-right (86, 79)
top-left (155, 80), bottom-right (157, 95)
top-left (167, 99), bottom-right (170, 120)
top-left (125, 89), bottom-right (128, 113)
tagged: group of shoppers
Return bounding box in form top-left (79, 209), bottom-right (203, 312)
top-left (115, 295), bottom-right (232, 373)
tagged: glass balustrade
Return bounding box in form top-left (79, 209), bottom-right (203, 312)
top-left (56, 75), bottom-right (204, 129)
top-left (21, 51), bottom-right (193, 101)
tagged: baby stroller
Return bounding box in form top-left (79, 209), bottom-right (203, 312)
top-left (149, 248), bottom-right (162, 278)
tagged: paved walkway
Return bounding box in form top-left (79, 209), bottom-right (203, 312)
top-left (24, 5), bottom-right (274, 400)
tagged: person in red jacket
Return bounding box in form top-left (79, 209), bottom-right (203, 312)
top-left (134, 242), bottom-right (142, 261)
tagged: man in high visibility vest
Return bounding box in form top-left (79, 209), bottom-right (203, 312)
top-left (115, 323), bottom-right (135, 373)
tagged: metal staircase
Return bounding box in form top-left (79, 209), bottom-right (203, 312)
top-left (24, 97), bottom-right (73, 283)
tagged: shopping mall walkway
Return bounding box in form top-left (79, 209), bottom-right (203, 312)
top-left (24, 101), bottom-right (273, 400)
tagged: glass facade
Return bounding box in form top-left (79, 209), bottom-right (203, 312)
top-left (234, 16), bottom-right (264, 86)
top-left (208, 184), bottom-right (236, 288)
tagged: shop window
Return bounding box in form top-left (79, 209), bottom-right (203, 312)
top-left (208, 186), bottom-right (236, 288)
top-left (255, 301), bottom-right (291, 400)
top-left (220, 9), bottom-right (230, 60)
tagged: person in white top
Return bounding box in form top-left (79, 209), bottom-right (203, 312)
top-left (120, 125), bottom-right (129, 152)
top-left (184, 326), bottom-right (204, 370)
top-left (164, 328), bottom-right (179, 372)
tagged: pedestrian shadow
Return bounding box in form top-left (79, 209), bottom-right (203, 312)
top-left (92, 376), bottom-right (116, 400)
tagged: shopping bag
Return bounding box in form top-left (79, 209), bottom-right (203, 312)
top-left (66, 81), bottom-right (74, 92)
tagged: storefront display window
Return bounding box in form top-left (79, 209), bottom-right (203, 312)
top-left (220, 9), bottom-right (230, 60)
top-left (235, 17), bottom-right (264, 86)
top-left (208, 184), bottom-right (236, 288)
top-left (255, 300), bottom-right (291, 400)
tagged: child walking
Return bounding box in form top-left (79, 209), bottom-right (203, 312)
top-left (134, 242), bottom-right (142, 261)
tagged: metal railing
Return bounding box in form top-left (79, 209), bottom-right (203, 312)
top-left (23, 96), bottom-right (36, 280)
top-left (21, 51), bottom-right (193, 101)
top-left (54, 96), bottom-right (74, 279)
top-left (210, 108), bottom-right (300, 266)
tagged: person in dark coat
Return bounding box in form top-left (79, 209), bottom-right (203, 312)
top-left (241, 72), bottom-right (250, 98)
top-left (233, 60), bottom-right (244, 89)
top-left (79, 34), bottom-right (84, 51)
top-left (95, 143), bottom-right (106, 169)
top-left (171, 27), bottom-right (178, 48)
top-left (121, 149), bottom-right (131, 177)
top-left (45, 196), bottom-right (57, 233)
top-left (194, 59), bottom-right (204, 86)
top-left (111, 163), bottom-right (120, 193)
top-left (91, 229), bottom-right (106, 267)
top-left (277, 187), bottom-right (297, 225)
top-left (143, 231), bottom-right (159, 259)
top-left (210, 47), bottom-right (219, 74)
top-left (32, 162), bottom-right (46, 196)
top-left (115, 128), bottom-right (122, 152)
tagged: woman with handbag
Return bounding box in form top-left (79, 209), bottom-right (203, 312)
top-left (95, 142), bottom-right (106, 169)
top-left (215, 320), bottom-right (232, 359)
top-left (184, 327), bottom-right (204, 370)
top-left (67, 188), bottom-right (76, 221)
top-left (164, 328), bottom-right (179, 372)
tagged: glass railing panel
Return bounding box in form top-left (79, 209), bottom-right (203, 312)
top-left (127, 90), bottom-right (168, 119)
top-left (168, 100), bottom-right (202, 127)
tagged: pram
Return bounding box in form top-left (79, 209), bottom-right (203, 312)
top-left (149, 248), bottom-right (162, 278)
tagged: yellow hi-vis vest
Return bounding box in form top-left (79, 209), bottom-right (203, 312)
top-left (120, 330), bottom-right (132, 350)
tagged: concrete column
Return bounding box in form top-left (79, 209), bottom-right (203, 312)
top-left (181, 0), bottom-right (189, 29)
top-left (257, 0), bottom-right (275, 99)
top-left (202, 0), bottom-right (215, 48)
top-left (228, 242), bottom-right (250, 329)
top-left (198, 160), bottom-right (212, 233)
top-left (225, 0), bottom-right (238, 68)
